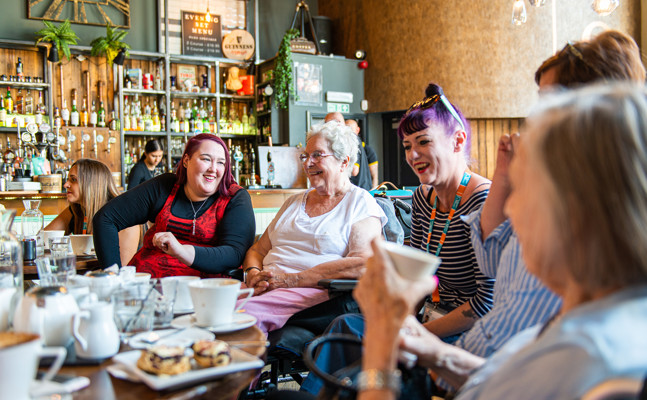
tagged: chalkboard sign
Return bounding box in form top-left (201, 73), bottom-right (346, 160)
top-left (181, 11), bottom-right (223, 57)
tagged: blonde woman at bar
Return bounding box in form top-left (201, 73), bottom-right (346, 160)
top-left (45, 159), bottom-right (139, 266)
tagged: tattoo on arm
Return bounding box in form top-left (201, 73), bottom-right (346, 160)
top-left (461, 308), bottom-right (476, 319)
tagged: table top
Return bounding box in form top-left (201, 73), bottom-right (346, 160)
top-left (53, 325), bottom-right (266, 400)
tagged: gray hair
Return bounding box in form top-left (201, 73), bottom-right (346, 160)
top-left (306, 121), bottom-right (359, 176)
top-left (525, 82), bottom-right (647, 293)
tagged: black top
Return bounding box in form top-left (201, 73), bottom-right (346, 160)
top-left (350, 137), bottom-right (373, 191)
top-left (127, 161), bottom-right (154, 190)
top-left (93, 173), bottom-right (256, 273)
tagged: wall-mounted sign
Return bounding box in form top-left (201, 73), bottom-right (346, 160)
top-left (222, 29), bottom-right (255, 60)
top-left (181, 11), bottom-right (222, 57)
top-left (327, 103), bottom-right (349, 113)
top-left (295, 62), bottom-right (323, 107)
top-left (28, 0), bottom-right (130, 28)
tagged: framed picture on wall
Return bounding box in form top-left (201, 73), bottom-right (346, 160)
top-left (294, 62), bottom-right (322, 107)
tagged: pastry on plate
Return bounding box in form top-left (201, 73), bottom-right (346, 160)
top-left (192, 339), bottom-right (232, 368)
top-left (137, 345), bottom-right (191, 375)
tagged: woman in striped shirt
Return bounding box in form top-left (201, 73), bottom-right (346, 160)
top-left (400, 83), bottom-right (493, 339)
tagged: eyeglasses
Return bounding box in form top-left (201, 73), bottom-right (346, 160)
top-left (405, 93), bottom-right (466, 132)
top-left (299, 151), bottom-right (334, 163)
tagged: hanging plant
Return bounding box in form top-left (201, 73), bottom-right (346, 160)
top-left (34, 20), bottom-right (79, 62)
top-left (90, 23), bottom-right (131, 65)
top-left (274, 29), bottom-right (299, 109)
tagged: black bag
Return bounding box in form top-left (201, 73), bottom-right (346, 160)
top-left (371, 182), bottom-right (413, 241)
top-left (304, 334), bottom-right (435, 400)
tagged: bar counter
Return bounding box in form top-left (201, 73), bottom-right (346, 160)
top-left (1, 188), bottom-right (306, 214)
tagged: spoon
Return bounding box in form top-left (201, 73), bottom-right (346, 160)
top-left (140, 327), bottom-right (189, 345)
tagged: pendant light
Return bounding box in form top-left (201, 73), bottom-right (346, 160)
top-left (511, 0), bottom-right (527, 25)
top-left (205, 0), bottom-right (212, 22)
top-left (529, 0), bottom-right (546, 6)
top-left (591, 0), bottom-right (619, 16)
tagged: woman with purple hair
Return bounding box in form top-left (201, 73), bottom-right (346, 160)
top-left (94, 133), bottom-right (255, 277)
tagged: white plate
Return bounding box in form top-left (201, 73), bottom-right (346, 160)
top-left (112, 348), bottom-right (264, 391)
top-left (173, 307), bottom-right (194, 315)
top-left (171, 313), bottom-right (257, 333)
top-left (128, 327), bottom-right (215, 349)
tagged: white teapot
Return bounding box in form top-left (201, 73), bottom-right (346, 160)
top-left (13, 286), bottom-right (79, 346)
top-left (73, 301), bottom-right (120, 359)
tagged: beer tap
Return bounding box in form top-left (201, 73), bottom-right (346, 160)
top-left (80, 131), bottom-right (85, 158)
top-left (92, 129), bottom-right (98, 158)
top-left (232, 145), bottom-right (243, 184)
top-left (106, 132), bottom-right (116, 154)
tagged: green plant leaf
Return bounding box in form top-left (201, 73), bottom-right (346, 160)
top-left (274, 28), bottom-right (300, 110)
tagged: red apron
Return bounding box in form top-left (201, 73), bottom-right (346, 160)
top-left (129, 182), bottom-right (242, 278)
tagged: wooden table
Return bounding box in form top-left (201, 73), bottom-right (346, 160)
top-left (52, 326), bottom-right (266, 400)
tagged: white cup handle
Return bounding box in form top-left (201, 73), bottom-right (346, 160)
top-left (72, 310), bottom-right (90, 351)
top-left (234, 288), bottom-right (254, 312)
top-left (38, 346), bottom-right (67, 382)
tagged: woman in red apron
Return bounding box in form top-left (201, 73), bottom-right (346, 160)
top-left (93, 134), bottom-right (256, 278)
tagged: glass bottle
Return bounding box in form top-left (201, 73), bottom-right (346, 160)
top-left (4, 88), bottom-right (13, 112)
top-left (90, 100), bottom-right (97, 127)
top-left (21, 199), bottom-right (44, 256)
top-left (97, 101), bottom-right (106, 127)
top-left (61, 99), bottom-right (70, 126)
top-left (80, 97), bottom-right (88, 127)
top-left (70, 96), bottom-right (79, 127)
top-left (0, 99), bottom-right (6, 128)
top-left (35, 92), bottom-right (45, 125)
top-left (0, 208), bottom-right (23, 330)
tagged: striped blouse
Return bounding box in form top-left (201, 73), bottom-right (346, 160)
top-left (410, 186), bottom-right (494, 317)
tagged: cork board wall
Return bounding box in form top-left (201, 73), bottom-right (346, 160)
top-left (318, 0), bottom-right (640, 118)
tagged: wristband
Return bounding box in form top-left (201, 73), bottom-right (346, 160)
top-left (356, 369), bottom-right (401, 396)
top-left (243, 267), bottom-right (261, 282)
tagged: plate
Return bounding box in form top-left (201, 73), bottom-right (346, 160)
top-left (128, 327), bottom-right (215, 349)
top-left (171, 313), bottom-right (257, 333)
top-left (173, 307), bottom-right (194, 315)
top-left (112, 348), bottom-right (264, 391)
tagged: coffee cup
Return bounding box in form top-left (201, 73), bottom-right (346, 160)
top-left (43, 230), bottom-right (65, 250)
top-left (379, 241), bottom-right (441, 280)
top-left (0, 332), bottom-right (66, 400)
top-left (161, 276), bottom-right (199, 313)
top-left (188, 278), bottom-right (253, 327)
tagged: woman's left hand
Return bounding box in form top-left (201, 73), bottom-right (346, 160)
top-left (152, 231), bottom-right (195, 266)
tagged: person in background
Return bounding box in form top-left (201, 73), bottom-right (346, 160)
top-left (93, 133), bottom-right (255, 277)
top-left (347, 119), bottom-right (379, 190)
top-left (356, 83), bottom-right (647, 400)
top-left (242, 121), bottom-right (386, 334)
top-left (45, 159), bottom-right (139, 266)
top-left (324, 112), bottom-right (345, 124)
top-left (128, 139), bottom-right (164, 189)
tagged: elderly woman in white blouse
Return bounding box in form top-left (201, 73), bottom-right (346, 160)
top-left (242, 121), bottom-right (387, 334)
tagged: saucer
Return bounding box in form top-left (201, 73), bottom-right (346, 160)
top-left (128, 327), bottom-right (215, 349)
top-left (171, 313), bottom-right (257, 333)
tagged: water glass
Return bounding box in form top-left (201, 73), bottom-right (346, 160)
top-left (35, 255), bottom-right (76, 287)
top-left (154, 279), bottom-right (178, 327)
top-left (49, 236), bottom-right (70, 258)
top-left (111, 282), bottom-right (155, 341)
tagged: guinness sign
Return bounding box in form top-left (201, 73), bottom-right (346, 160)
top-left (222, 30), bottom-right (255, 60)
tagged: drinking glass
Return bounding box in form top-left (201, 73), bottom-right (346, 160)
top-left (49, 236), bottom-right (70, 258)
top-left (154, 279), bottom-right (178, 328)
top-left (111, 282), bottom-right (155, 342)
top-left (0, 209), bottom-right (22, 330)
top-left (35, 254), bottom-right (76, 287)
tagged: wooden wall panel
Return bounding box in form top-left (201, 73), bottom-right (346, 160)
top-left (318, 0), bottom-right (641, 118)
top-left (468, 117), bottom-right (524, 179)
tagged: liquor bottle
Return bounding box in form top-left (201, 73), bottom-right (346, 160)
top-left (241, 105), bottom-right (249, 134)
top-left (60, 98), bottom-right (70, 126)
top-left (4, 88), bottom-right (13, 112)
top-left (159, 99), bottom-right (166, 132)
top-left (123, 98), bottom-right (131, 131)
top-left (54, 107), bottom-right (62, 130)
top-left (189, 108), bottom-right (196, 133)
top-left (109, 111), bottom-right (118, 130)
top-left (219, 101), bottom-right (228, 133)
top-left (80, 97), bottom-right (88, 127)
top-left (35, 92), bottom-right (45, 125)
top-left (90, 100), bottom-right (98, 127)
top-left (97, 101), bottom-right (106, 127)
top-left (154, 66), bottom-right (162, 90)
top-left (231, 104), bottom-right (242, 135)
top-left (16, 58), bottom-right (24, 80)
top-left (171, 108), bottom-right (179, 132)
top-left (24, 90), bottom-right (33, 115)
top-left (16, 89), bottom-right (23, 115)
top-left (178, 101), bottom-right (185, 122)
top-left (130, 97), bottom-right (138, 131)
top-left (143, 100), bottom-right (153, 131)
top-left (0, 100), bottom-right (6, 128)
top-left (249, 110), bottom-right (257, 136)
top-left (152, 100), bottom-right (160, 132)
top-left (70, 95), bottom-right (79, 127)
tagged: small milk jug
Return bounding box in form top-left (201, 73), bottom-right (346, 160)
top-left (72, 301), bottom-right (120, 359)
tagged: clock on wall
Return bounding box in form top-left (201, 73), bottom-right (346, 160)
top-left (28, 0), bottom-right (130, 29)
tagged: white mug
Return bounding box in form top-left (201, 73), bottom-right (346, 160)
top-left (188, 278), bottom-right (253, 327)
top-left (379, 241), bottom-right (441, 280)
top-left (0, 332), bottom-right (67, 400)
top-left (162, 276), bottom-right (199, 313)
top-left (43, 230), bottom-right (65, 250)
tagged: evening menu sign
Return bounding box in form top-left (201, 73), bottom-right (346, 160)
top-left (181, 11), bottom-right (222, 57)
